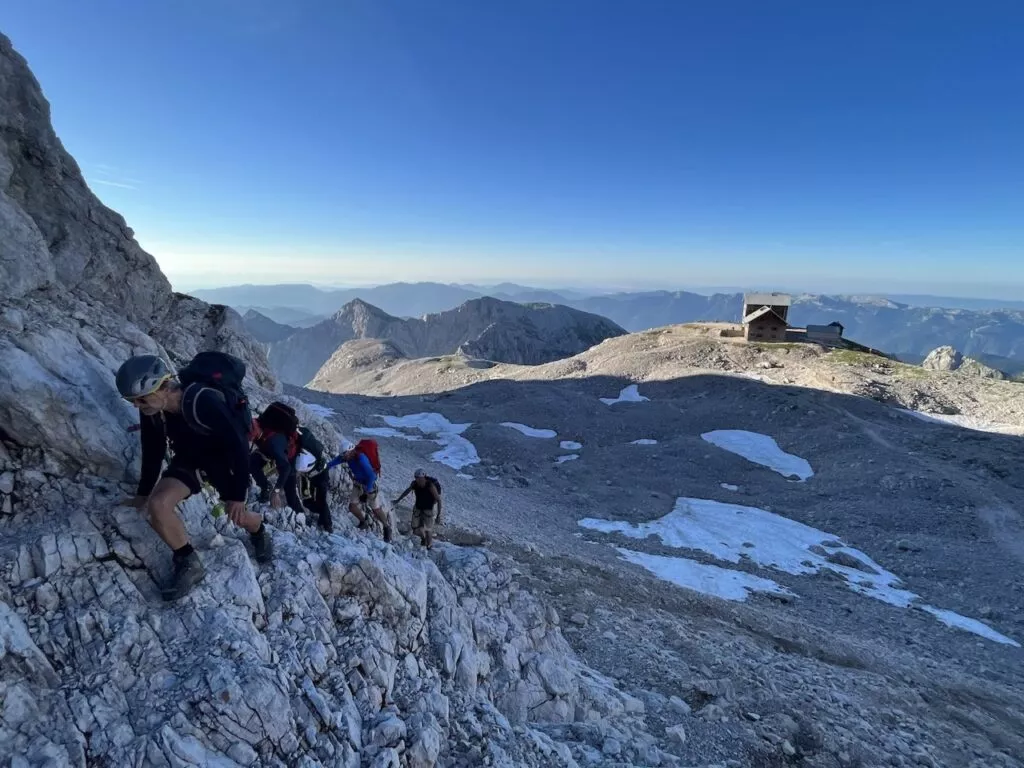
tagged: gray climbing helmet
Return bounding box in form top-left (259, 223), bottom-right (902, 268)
top-left (116, 354), bottom-right (172, 399)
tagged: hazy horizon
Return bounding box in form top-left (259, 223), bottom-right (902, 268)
top-left (5, 2), bottom-right (1023, 298)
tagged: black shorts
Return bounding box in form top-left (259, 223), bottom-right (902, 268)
top-left (162, 455), bottom-right (233, 498)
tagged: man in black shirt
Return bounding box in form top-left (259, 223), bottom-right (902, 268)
top-left (116, 354), bottom-right (273, 600)
top-left (393, 468), bottom-right (442, 548)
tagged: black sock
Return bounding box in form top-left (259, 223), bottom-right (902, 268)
top-left (251, 523), bottom-right (265, 537)
top-left (173, 543), bottom-right (194, 560)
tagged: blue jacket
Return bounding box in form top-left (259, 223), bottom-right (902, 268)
top-left (346, 452), bottom-right (377, 492)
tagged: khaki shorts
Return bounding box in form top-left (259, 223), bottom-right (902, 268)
top-left (350, 484), bottom-right (379, 508)
top-left (412, 506), bottom-right (436, 532)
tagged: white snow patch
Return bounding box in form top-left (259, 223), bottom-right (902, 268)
top-left (304, 403), bottom-right (336, 419)
top-left (701, 430), bottom-right (813, 481)
top-left (501, 422), bottom-right (557, 439)
top-left (615, 547), bottom-right (792, 602)
top-left (377, 413), bottom-right (480, 470)
top-left (560, 440), bottom-right (583, 450)
top-left (556, 454), bottom-right (580, 464)
top-left (919, 606), bottom-right (1020, 647)
top-left (630, 439), bottom-right (658, 445)
top-left (580, 497), bottom-right (1017, 645)
top-left (354, 427), bottom-right (422, 441)
top-left (720, 483), bottom-right (739, 491)
top-left (898, 409), bottom-right (1023, 436)
top-left (487, 475), bottom-right (499, 481)
top-left (600, 384), bottom-right (649, 406)
top-left (456, 473), bottom-right (474, 480)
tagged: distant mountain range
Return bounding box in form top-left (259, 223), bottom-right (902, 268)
top-left (196, 282), bottom-right (1024, 371)
top-left (264, 296), bottom-right (627, 386)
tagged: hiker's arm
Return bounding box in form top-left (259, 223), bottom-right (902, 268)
top-left (265, 434), bottom-right (294, 491)
top-left (395, 483), bottom-right (412, 502)
top-left (195, 390), bottom-right (251, 502)
top-left (136, 414), bottom-right (166, 497)
top-left (432, 485), bottom-right (442, 520)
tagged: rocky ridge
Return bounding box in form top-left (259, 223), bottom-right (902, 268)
top-left (921, 345), bottom-right (1006, 379)
top-left (268, 297), bottom-right (627, 386)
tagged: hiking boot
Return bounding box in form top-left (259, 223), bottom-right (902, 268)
top-left (251, 527), bottom-right (274, 563)
top-left (357, 516), bottom-right (372, 531)
top-left (383, 524), bottom-right (394, 543)
top-left (318, 511), bottom-right (334, 533)
top-left (161, 552), bottom-right (206, 601)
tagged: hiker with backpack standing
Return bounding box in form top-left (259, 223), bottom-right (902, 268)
top-left (325, 438), bottom-right (392, 541)
top-left (115, 352), bottom-right (273, 601)
top-left (392, 469), bottom-right (442, 548)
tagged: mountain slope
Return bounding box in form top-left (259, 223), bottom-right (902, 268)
top-left (269, 296), bottom-right (628, 386)
top-left (241, 308), bottom-right (297, 343)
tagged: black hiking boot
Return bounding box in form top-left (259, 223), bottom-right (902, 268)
top-left (161, 552), bottom-right (206, 601)
top-left (383, 524), bottom-right (394, 543)
top-left (251, 526), bottom-right (274, 563)
top-left (357, 516), bottom-right (372, 531)
top-left (318, 511), bottom-right (334, 533)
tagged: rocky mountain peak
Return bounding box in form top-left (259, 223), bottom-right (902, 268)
top-left (921, 345), bottom-right (1006, 379)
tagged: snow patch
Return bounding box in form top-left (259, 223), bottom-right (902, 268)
top-left (304, 403), bottom-right (336, 419)
top-left (560, 440), bottom-right (583, 450)
top-left (919, 606), bottom-right (1020, 647)
top-left (580, 497), bottom-right (1018, 646)
top-left (376, 413), bottom-right (480, 470)
top-left (600, 384), bottom-right (649, 406)
top-left (630, 439), bottom-right (658, 445)
top-left (899, 409), bottom-right (1022, 436)
top-left (456, 473), bottom-right (474, 480)
top-left (615, 547), bottom-right (792, 602)
top-left (500, 422), bottom-right (557, 439)
top-left (720, 483), bottom-right (739, 491)
top-left (701, 430), bottom-right (813, 481)
top-left (556, 454), bottom-right (580, 464)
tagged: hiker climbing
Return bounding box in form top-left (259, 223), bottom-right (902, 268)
top-left (250, 401), bottom-right (305, 514)
top-left (392, 469), bottom-right (442, 548)
top-left (325, 438), bottom-right (392, 542)
top-left (115, 351), bottom-right (273, 601)
top-left (250, 401), bottom-right (335, 532)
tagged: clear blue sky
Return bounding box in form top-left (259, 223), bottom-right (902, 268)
top-left (5, 0), bottom-right (1023, 295)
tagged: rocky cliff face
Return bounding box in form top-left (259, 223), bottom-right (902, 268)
top-left (0, 32), bottom-right (670, 768)
top-left (0, 33), bottom-right (275, 476)
top-left (269, 297), bottom-right (628, 386)
top-left (922, 345), bottom-right (1006, 379)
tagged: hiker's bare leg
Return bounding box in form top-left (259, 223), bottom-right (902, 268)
top-left (348, 501), bottom-right (367, 523)
top-left (147, 478), bottom-right (192, 550)
top-left (371, 504), bottom-right (389, 526)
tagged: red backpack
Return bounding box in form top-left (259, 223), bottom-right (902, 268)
top-left (355, 439), bottom-right (381, 475)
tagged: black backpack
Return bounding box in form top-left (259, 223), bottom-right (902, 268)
top-left (260, 401), bottom-right (300, 435)
top-left (428, 476), bottom-right (441, 494)
top-left (298, 426), bottom-right (325, 463)
top-left (178, 351), bottom-right (251, 438)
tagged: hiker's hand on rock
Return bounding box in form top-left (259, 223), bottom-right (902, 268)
top-left (270, 490), bottom-right (284, 509)
top-left (118, 496), bottom-right (147, 510)
top-left (226, 501), bottom-right (247, 525)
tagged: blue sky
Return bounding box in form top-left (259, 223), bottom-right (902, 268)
top-left (4, 0), bottom-right (1023, 295)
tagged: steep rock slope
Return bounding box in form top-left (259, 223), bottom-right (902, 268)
top-left (0, 32), bottom-right (697, 768)
top-left (0, 33), bottom-right (274, 476)
top-left (269, 297), bottom-right (627, 386)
